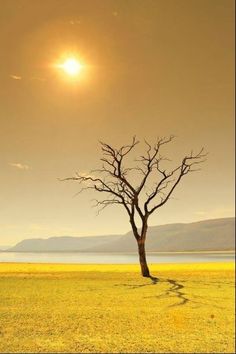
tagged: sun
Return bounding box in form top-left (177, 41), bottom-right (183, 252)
top-left (58, 58), bottom-right (82, 76)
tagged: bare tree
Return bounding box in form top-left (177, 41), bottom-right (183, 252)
top-left (62, 136), bottom-right (206, 278)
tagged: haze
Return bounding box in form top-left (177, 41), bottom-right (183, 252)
top-left (0, 0), bottom-right (234, 245)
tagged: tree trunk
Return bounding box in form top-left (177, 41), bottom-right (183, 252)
top-left (137, 240), bottom-right (150, 277)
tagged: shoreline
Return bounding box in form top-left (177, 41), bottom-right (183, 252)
top-left (1, 250), bottom-right (235, 254)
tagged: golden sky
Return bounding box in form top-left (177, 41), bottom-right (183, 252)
top-left (0, 0), bottom-right (234, 245)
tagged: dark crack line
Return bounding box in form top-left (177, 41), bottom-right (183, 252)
top-left (144, 278), bottom-right (189, 307)
top-left (115, 276), bottom-right (189, 307)
top-left (166, 278), bottom-right (189, 307)
top-left (115, 276), bottom-right (158, 289)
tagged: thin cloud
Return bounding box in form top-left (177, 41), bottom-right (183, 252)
top-left (9, 162), bottom-right (30, 170)
top-left (10, 75), bottom-right (22, 80)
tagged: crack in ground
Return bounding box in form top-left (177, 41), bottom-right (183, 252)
top-left (115, 276), bottom-right (233, 309)
top-left (145, 278), bottom-right (189, 307)
top-left (165, 278), bottom-right (189, 307)
top-left (116, 276), bottom-right (189, 307)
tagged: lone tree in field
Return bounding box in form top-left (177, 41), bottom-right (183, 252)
top-left (63, 136), bottom-right (206, 278)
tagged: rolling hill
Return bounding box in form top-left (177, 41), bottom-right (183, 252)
top-left (6, 217), bottom-right (235, 253)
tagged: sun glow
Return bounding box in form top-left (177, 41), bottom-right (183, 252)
top-left (57, 57), bottom-right (83, 76)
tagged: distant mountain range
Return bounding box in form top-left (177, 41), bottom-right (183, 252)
top-left (5, 217), bottom-right (235, 253)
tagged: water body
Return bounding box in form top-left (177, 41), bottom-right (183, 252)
top-left (0, 252), bottom-right (234, 264)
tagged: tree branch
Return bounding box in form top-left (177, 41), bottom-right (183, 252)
top-left (62, 137), bottom-right (206, 241)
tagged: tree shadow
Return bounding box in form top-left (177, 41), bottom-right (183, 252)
top-left (154, 277), bottom-right (189, 307)
top-left (116, 275), bottom-right (189, 308)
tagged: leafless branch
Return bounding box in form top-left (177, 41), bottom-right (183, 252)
top-left (62, 137), bottom-right (206, 241)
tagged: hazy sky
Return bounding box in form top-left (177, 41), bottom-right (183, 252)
top-left (0, 0), bottom-right (234, 246)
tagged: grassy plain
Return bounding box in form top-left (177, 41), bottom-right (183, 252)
top-left (0, 262), bottom-right (234, 353)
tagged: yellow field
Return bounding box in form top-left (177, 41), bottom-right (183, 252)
top-left (0, 262), bottom-right (234, 353)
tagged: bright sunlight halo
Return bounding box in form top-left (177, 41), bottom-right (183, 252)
top-left (58, 58), bottom-right (82, 76)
